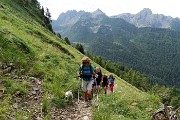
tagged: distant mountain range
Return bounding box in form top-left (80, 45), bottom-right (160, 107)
top-left (112, 8), bottom-right (180, 31)
top-left (53, 8), bottom-right (180, 32)
top-left (52, 8), bottom-right (180, 87)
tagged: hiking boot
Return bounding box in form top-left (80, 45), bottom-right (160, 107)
top-left (84, 101), bottom-right (90, 108)
top-left (80, 96), bottom-right (84, 100)
top-left (88, 100), bottom-right (92, 105)
top-left (88, 97), bottom-right (92, 100)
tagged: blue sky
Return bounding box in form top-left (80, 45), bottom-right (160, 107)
top-left (38, 0), bottom-right (180, 20)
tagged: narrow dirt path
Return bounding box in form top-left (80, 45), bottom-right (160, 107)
top-left (50, 84), bottom-right (117, 120)
top-left (51, 99), bottom-right (93, 120)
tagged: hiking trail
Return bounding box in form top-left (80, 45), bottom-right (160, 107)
top-left (51, 99), bottom-right (92, 120)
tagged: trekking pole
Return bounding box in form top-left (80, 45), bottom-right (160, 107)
top-left (95, 80), bottom-right (99, 102)
top-left (95, 79), bottom-right (100, 111)
top-left (77, 77), bottom-right (81, 112)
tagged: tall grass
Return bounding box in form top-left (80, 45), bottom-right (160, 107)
top-left (0, 95), bottom-right (11, 120)
top-left (92, 79), bottom-right (161, 120)
top-left (3, 77), bottom-right (28, 95)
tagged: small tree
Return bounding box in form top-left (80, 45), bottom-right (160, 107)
top-left (45, 8), bottom-right (52, 23)
top-left (64, 37), bottom-right (71, 45)
top-left (75, 43), bottom-right (84, 54)
top-left (44, 8), bottom-right (53, 32)
top-left (31, 0), bottom-right (40, 8)
top-left (57, 33), bottom-right (61, 39)
top-left (41, 6), bottom-right (45, 16)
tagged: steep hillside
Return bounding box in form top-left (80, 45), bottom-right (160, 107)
top-left (53, 10), bottom-right (180, 87)
top-left (0, 1), bottom-right (162, 119)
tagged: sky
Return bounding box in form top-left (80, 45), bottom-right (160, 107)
top-left (38, 0), bottom-right (180, 20)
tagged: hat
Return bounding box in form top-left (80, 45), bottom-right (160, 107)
top-left (81, 57), bottom-right (90, 62)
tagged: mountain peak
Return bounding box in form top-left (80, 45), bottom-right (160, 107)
top-left (93, 8), bottom-right (105, 15)
top-left (92, 8), bottom-right (106, 18)
top-left (139, 8), bottom-right (152, 15)
top-left (93, 8), bottom-right (103, 13)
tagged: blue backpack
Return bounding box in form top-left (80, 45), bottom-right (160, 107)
top-left (80, 65), bottom-right (93, 78)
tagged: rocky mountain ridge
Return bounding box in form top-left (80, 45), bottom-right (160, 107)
top-left (53, 8), bottom-right (180, 32)
top-left (112, 8), bottom-right (180, 31)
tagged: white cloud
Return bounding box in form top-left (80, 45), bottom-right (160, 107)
top-left (38, 0), bottom-right (180, 19)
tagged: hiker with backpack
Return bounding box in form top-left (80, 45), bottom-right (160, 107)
top-left (93, 67), bottom-right (102, 94)
top-left (102, 74), bottom-right (109, 95)
top-left (78, 57), bottom-right (96, 107)
top-left (108, 73), bottom-right (115, 93)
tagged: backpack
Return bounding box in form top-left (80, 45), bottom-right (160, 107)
top-left (109, 77), bottom-right (114, 84)
top-left (96, 70), bottom-right (102, 82)
top-left (80, 64), bottom-right (93, 78)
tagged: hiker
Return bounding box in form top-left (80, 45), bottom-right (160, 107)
top-left (78, 57), bottom-right (96, 106)
top-left (108, 73), bottom-right (115, 93)
top-left (102, 74), bottom-right (109, 95)
top-left (93, 67), bottom-right (102, 94)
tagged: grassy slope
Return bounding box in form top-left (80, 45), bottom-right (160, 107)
top-left (0, 0), bottom-right (161, 119)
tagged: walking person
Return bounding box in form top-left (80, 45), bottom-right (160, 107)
top-left (102, 74), bottom-right (109, 95)
top-left (78, 57), bottom-right (96, 107)
top-left (93, 67), bottom-right (102, 94)
top-left (108, 73), bottom-right (115, 93)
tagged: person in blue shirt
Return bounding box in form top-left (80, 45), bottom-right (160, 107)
top-left (78, 57), bottom-right (96, 106)
top-left (108, 73), bottom-right (115, 93)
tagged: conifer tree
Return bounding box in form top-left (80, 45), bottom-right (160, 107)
top-left (41, 6), bottom-right (45, 16)
top-left (64, 37), bottom-right (71, 45)
top-left (44, 7), bottom-right (53, 32)
top-left (57, 33), bottom-right (61, 39)
top-left (75, 43), bottom-right (85, 54)
top-left (31, 0), bottom-right (40, 8)
top-left (45, 8), bottom-right (52, 23)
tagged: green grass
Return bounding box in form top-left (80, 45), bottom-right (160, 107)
top-left (92, 78), bottom-right (161, 120)
top-left (3, 78), bottom-right (28, 95)
top-left (42, 92), bottom-right (49, 114)
top-left (0, 95), bottom-right (11, 120)
top-left (0, 0), bottom-right (162, 119)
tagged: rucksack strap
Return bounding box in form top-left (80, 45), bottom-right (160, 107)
top-left (81, 64), bottom-right (93, 74)
top-left (80, 65), bottom-right (93, 79)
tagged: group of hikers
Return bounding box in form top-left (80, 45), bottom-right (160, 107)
top-left (78, 56), bottom-right (115, 107)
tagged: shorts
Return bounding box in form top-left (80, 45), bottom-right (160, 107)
top-left (92, 81), bottom-right (100, 87)
top-left (109, 84), bottom-right (114, 91)
top-left (82, 80), bottom-right (94, 92)
top-left (102, 83), bottom-right (108, 88)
